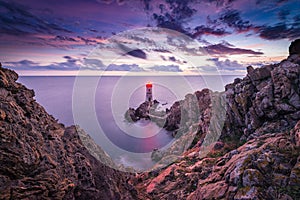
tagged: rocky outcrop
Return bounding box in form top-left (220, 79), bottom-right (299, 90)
top-left (125, 100), bottom-right (160, 122)
top-left (0, 66), bottom-right (137, 199)
top-left (134, 124), bottom-right (300, 199)
top-left (1, 39), bottom-right (300, 200)
top-left (132, 40), bottom-right (300, 199)
top-left (289, 39), bottom-right (300, 55)
top-left (222, 52), bottom-right (300, 142)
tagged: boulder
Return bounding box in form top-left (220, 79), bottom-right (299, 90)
top-left (289, 39), bottom-right (300, 55)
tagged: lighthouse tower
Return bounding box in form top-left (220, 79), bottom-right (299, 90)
top-left (146, 82), bottom-right (153, 102)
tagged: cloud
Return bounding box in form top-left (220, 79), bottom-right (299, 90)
top-left (126, 49), bottom-right (147, 59)
top-left (145, 0), bottom-right (196, 35)
top-left (190, 66), bottom-right (218, 72)
top-left (77, 36), bottom-right (98, 45)
top-left (192, 25), bottom-right (230, 38)
top-left (168, 56), bottom-right (187, 64)
top-left (4, 60), bottom-right (39, 70)
top-left (54, 36), bottom-right (77, 42)
top-left (258, 22), bottom-right (300, 40)
top-left (149, 65), bottom-right (183, 72)
top-left (204, 43), bottom-right (263, 55)
top-left (96, 0), bottom-right (125, 5)
top-left (83, 58), bottom-right (106, 70)
top-left (106, 64), bottom-right (145, 71)
top-left (255, 0), bottom-right (289, 6)
top-left (0, 0), bottom-right (71, 36)
top-left (5, 56), bottom-right (81, 71)
top-left (117, 44), bottom-right (147, 59)
top-left (277, 9), bottom-right (290, 21)
top-left (4, 57), bottom-right (147, 72)
top-left (153, 49), bottom-right (171, 53)
top-left (208, 58), bottom-right (245, 71)
top-left (217, 9), bottom-right (255, 33)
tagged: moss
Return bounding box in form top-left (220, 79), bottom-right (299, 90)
top-left (184, 157), bottom-right (197, 166)
top-left (207, 151), bottom-right (225, 158)
top-left (238, 138), bottom-right (247, 146)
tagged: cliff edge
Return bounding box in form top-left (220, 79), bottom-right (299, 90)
top-left (132, 40), bottom-right (300, 199)
top-left (0, 66), bottom-right (136, 199)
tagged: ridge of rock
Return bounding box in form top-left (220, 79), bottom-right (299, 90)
top-left (0, 67), bottom-right (136, 199)
top-left (132, 39), bottom-right (300, 200)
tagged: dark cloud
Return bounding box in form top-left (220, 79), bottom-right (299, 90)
top-left (0, 0), bottom-right (71, 36)
top-left (153, 49), bottom-right (171, 53)
top-left (256, 0), bottom-right (289, 6)
top-left (169, 56), bottom-right (176, 62)
top-left (145, 0), bottom-right (196, 35)
top-left (77, 36), bottom-right (98, 45)
top-left (204, 43), bottom-right (263, 55)
top-left (192, 25), bottom-right (229, 38)
top-left (210, 8), bottom-right (300, 41)
top-left (117, 44), bottom-right (147, 59)
top-left (168, 56), bottom-right (186, 64)
top-left (218, 9), bottom-right (254, 33)
top-left (149, 65), bottom-right (182, 72)
top-left (258, 22), bottom-right (300, 40)
top-left (277, 9), bottom-right (290, 21)
top-left (55, 36), bottom-right (77, 42)
top-left (145, 0), bottom-right (299, 43)
top-left (126, 49), bottom-right (147, 59)
top-left (160, 55), bottom-right (166, 61)
top-left (203, 0), bottom-right (237, 8)
top-left (96, 0), bottom-right (125, 5)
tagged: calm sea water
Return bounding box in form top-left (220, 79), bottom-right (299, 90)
top-left (18, 75), bottom-right (241, 170)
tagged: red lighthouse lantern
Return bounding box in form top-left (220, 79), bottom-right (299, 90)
top-left (146, 82), bottom-right (153, 102)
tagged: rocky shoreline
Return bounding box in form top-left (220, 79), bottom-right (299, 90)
top-left (0, 40), bottom-right (300, 199)
top-left (0, 65), bottom-right (137, 199)
top-left (131, 40), bottom-right (300, 199)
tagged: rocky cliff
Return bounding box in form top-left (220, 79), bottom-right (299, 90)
top-left (0, 66), bottom-right (137, 199)
top-left (132, 40), bottom-right (300, 199)
top-left (1, 39), bottom-right (300, 200)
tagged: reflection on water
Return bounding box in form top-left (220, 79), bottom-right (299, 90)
top-left (19, 75), bottom-right (241, 170)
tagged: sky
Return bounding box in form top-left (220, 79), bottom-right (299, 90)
top-left (0, 0), bottom-right (299, 75)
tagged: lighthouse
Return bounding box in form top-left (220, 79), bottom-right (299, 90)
top-left (146, 82), bottom-right (153, 102)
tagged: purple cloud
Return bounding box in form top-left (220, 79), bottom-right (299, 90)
top-left (0, 0), bottom-right (71, 36)
top-left (106, 64), bottom-right (145, 72)
top-left (204, 43), bottom-right (263, 55)
top-left (149, 65), bottom-right (183, 72)
top-left (258, 23), bottom-right (300, 40)
top-left (4, 57), bottom-right (80, 71)
top-left (192, 25), bottom-right (230, 38)
top-left (208, 58), bottom-right (244, 71)
top-left (118, 44), bottom-right (147, 59)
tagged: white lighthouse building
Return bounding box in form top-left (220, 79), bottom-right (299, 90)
top-left (146, 82), bottom-right (153, 102)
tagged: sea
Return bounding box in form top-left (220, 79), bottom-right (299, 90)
top-left (18, 75), bottom-right (242, 171)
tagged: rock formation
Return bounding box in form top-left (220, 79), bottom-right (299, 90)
top-left (289, 39), bottom-right (300, 55)
top-left (132, 40), bottom-right (300, 199)
top-left (0, 66), bottom-right (137, 199)
top-left (1, 39), bottom-right (300, 200)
